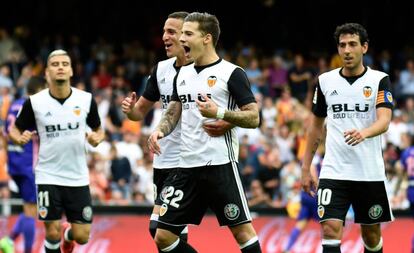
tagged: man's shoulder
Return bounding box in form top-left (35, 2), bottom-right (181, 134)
top-left (317, 68), bottom-right (342, 89)
top-left (158, 57), bottom-right (176, 64)
top-left (219, 59), bottom-right (240, 70)
top-left (319, 68), bottom-right (341, 79)
top-left (29, 89), bottom-right (49, 101)
top-left (366, 67), bottom-right (388, 79)
top-left (157, 57), bottom-right (176, 70)
top-left (71, 87), bottom-right (93, 100)
top-left (72, 87), bottom-right (91, 95)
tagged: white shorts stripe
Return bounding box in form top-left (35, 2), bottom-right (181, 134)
top-left (231, 161), bottom-right (251, 221)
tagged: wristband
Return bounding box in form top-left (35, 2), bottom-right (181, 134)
top-left (216, 107), bottom-right (226, 119)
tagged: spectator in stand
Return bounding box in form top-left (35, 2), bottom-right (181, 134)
top-left (397, 58), bottom-right (414, 103)
top-left (264, 55), bottom-right (288, 99)
top-left (106, 90), bottom-right (127, 141)
top-left (247, 180), bottom-right (273, 208)
top-left (276, 87), bottom-right (298, 127)
top-left (88, 152), bottom-right (109, 204)
top-left (109, 144), bottom-right (132, 201)
top-left (261, 96), bottom-right (277, 129)
top-left (288, 53), bottom-right (313, 104)
top-left (245, 57), bottom-right (265, 96)
top-left (386, 109), bottom-right (408, 149)
top-left (92, 63), bottom-right (112, 89)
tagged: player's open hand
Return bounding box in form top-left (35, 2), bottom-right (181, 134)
top-left (344, 129), bottom-right (366, 146)
top-left (203, 119), bottom-right (233, 137)
top-left (121, 92), bottom-right (137, 114)
top-left (148, 130), bottom-right (164, 155)
top-left (196, 94), bottom-right (217, 118)
top-left (17, 130), bottom-right (36, 146)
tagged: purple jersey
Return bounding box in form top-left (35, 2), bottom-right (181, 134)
top-left (401, 146), bottom-right (414, 203)
top-left (4, 98), bottom-right (38, 176)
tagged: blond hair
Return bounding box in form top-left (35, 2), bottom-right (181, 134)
top-left (47, 49), bottom-right (70, 65)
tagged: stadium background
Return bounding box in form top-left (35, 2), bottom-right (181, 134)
top-left (1, 1), bottom-right (414, 252)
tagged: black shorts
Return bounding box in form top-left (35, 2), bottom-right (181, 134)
top-left (37, 184), bottom-right (93, 224)
top-left (153, 168), bottom-right (173, 206)
top-left (317, 179), bottom-right (393, 224)
top-left (157, 162), bottom-right (251, 228)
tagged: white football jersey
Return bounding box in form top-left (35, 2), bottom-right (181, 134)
top-left (30, 88), bottom-right (92, 186)
top-left (313, 67), bottom-right (394, 181)
top-left (172, 59), bottom-right (256, 168)
top-left (143, 57), bottom-right (182, 169)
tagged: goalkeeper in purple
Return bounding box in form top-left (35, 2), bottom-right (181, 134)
top-left (400, 136), bottom-right (414, 253)
top-left (0, 76), bottom-right (46, 253)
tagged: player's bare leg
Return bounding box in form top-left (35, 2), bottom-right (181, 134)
top-left (321, 220), bottom-right (343, 253)
top-left (150, 205), bottom-right (188, 241)
top-left (44, 221), bottom-right (62, 253)
top-left (229, 223), bottom-right (261, 253)
top-left (155, 228), bottom-right (196, 253)
top-left (361, 224), bottom-right (383, 253)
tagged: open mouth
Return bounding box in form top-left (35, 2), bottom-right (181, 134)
top-left (183, 46), bottom-right (191, 57)
top-left (165, 43), bottom-right (172, 49)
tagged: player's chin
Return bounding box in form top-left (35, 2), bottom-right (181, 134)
top-left (165, 50), bottom-right (174, 58)
top-left (55, 78), bottom-right (67, 84)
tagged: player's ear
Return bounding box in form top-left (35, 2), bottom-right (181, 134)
top-left (204, 33), bottom-right (212, 45)
top-left (362, 42), bottom-right (368, 55)
top-left (45, 68), bottom-right (50, 80)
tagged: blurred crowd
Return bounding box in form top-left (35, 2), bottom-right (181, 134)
top-left (0, 26), bottom-right (414, 211)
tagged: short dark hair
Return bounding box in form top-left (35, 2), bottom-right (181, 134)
top-left (26, 76), bottom-right (46, 95)
top-left (185, 12), bottom-right (220, 47)
top-left (168, 11), bottom-right (189, 20)
top-left (334, 23), bottom-right (369, 45)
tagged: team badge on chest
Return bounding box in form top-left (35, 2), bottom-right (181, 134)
top-left (73, 106), bottom-right (81, 116)
top-left (363, 86), bottom-right (372, 98)
top-left (207, 76), bottom-right (217, 87)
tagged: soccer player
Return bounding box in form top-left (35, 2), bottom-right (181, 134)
top-left (122, 11), bottom-right (233, 245)
top-left (301, 23), bottom-right (394, 253)
top-left (148, 12), bottom-right (261, 253)
top-left (400, 135), bottom-right (414, 253)
top-left (0, 76), bottom-right (46, 253)
top-left (9, 49), bottom-right (105, 253)
top-left (283, 147), bottom-right (322, 253)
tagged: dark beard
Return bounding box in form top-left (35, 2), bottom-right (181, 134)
top-left (55, 79), bottom-right (66, 85)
